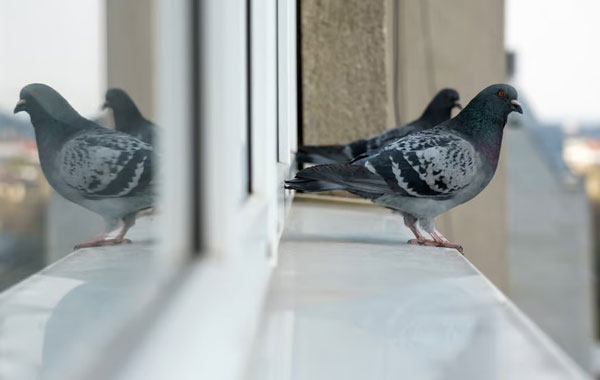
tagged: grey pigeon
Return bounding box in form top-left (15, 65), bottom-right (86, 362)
top-left (103, 88), bottom-right (155, 144)
top-left (14, 83), bottom-right (154, 249)
top-left (296, 88), bottom-right (461, 164)
top-left (286, 84), bottom-right (523, 252)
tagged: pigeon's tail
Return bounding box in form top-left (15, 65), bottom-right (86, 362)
top-left (285, 163), bottom-right (389, 198)
top-left (284, 177), bottom-right (345, 192)
top-left (296, 139), bottom-right (367, 165)
top-left (296, 144), bottom-right (350, 165)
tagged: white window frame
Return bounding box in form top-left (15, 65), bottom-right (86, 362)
top-left (112, 1), bottom-right (298, 379)
top-left (277, 0), bottom-right (299, 239)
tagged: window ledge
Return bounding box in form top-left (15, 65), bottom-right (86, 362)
top-left (247, 199), bottom-right (590, 380)
top-left (0, 216), bottom-right (160, 380)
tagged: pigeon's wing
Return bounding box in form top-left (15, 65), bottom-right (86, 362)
top-left (57, 129), bottom-right (153, 199)
top-left (365, 118), bottom-right (428, 152)
top-left (357, 129), bottom-right (477, 199)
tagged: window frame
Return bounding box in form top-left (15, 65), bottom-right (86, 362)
top-left (109, 1), bottom-right (298, 379)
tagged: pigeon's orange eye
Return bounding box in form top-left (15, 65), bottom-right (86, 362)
top-left (497, 90), bottom-right (505, 98)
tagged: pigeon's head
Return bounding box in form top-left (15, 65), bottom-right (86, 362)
top-left (472, 84), bottom-right (523, 117)
top-left (431, 88), bottom-right (462, 111)
top-left (421, 88), bottom-right (462, 124)
top-left (103, 88), bottom-right (138, 113)
top-left (14, 83), bottom-right (80, 124)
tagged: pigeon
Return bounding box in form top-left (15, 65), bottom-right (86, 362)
top-left (296, 88), bottom-right (462, 164)
top-left (286, 84), bottom-right (523, 252)
top-left (103, 88), bottom-right (155, 144)
top-left (14, 83), bottom-right (154, 249)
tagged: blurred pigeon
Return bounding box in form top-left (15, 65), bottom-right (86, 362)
top-left (297, 88), bottom-right (461, 164)
top-left (103, 88), bottom-right (155, 144)
top-left (15, 83), bottom-right (154, 249)
top-left (286, 84), bottom-right (523, 252)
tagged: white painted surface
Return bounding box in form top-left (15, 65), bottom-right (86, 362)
top-left (247, 200), bottom-right (590, 380)
top-left (0, 198), bottom-right (591, 380)
top-left (0, 216), bottom-right (162, 380)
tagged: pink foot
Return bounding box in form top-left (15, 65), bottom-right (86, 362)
top-left (74, 237), bottom-right (132, 250)
top-left (433, 240), bottom-right (464, 253)
top-left (430, 231), bottom-right (464, 253)
top-left (408, 238), bottom-right (437, 246)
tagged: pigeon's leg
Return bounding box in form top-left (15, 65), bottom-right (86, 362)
top-left (404, 214), bottom-right (436, 246)
top-left (113, 213), bottom-right (137, 243)
top-left (419, 218), bottom-right (464, 253)
top-left (94, 213), bottom-right (137, 246)
top-left (137, 207), bottom-right (156, 217)
top-left (73, 232), bottom-right (111, 249)
top-left (74, 216), bottom-right (134, 249)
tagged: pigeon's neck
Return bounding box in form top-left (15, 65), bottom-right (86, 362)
top-left (113, 106), bottom-right (143, 132)
top-left (32, 115), bottom-right (86, 161)
top-left (452, 103), bottom-right (506, 168)
top-left (420, 107), bottom-right (450, 127)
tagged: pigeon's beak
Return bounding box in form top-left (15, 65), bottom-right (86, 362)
top-left (13, 99), bottom-right (26, 114)
top-left (102, 101), bottom-right (109, 110)
top-left (510, 99), bottom-right (523, 114)
top-left (453, 101), bottom-right (463, 110)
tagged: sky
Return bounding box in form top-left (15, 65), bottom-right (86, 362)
top-left (506, 0), bottom-right (600, 125)
top-left (0, 0), bottom-right (104, 118)
top-left (0, 1), bottom-right (599, 126)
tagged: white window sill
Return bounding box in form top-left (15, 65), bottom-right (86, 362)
top-left (247, 198), bottom-right (590, 380)
top-left (0, 198), bottom-right (590, 380)
top-left (0, 216), bottom-right (161, 380)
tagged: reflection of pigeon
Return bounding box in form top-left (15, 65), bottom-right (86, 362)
top-left (286, 84), bottom-right (523, 252)
top-left (297, 89), bottom-right (461, 164)
top-left (103, 88), bottom-right (155, 144)
top-left (14, 83), bottom-right (154, 249)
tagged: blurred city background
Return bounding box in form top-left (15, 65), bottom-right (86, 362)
top-left (0, 0), bottom-right (600, 377)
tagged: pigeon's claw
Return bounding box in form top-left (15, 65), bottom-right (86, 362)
top-left (429, 231), bottom-right (464, 253)
top-left (74, 237), bottom-right (132, 250)
top-left (433, 241), bottom-right (464, 253)
top-left (408, 238), bottom-right (437, 246)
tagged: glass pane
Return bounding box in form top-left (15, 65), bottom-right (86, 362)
top-left (0, 1), bottom-right (181, 378)
top-left (0, 0), bottom-right (105, 288)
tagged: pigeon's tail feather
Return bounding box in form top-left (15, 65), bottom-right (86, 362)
top-left (284, 178), bottom-right (345, 192)
top-left (289, 163), bottom-right (390, 196)
top-left (296, 139), bottom-right (369, 164)
top-left (296, 144), bottom-right (350, 165)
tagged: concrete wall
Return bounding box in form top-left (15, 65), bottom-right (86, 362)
top-left (106, 0), bottom-right (155, 120)
top-left (300, 0), bottom-right (391, 144)
top-left (300, 0), bottom-right (509, 291)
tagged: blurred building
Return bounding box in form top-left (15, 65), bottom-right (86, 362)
top-left (506, 119), bottom-right (594, 370)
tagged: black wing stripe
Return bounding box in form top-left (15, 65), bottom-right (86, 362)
top-left (91, 149), bottom-right (151, 197)
top-left (388, 151), bottom-right (444, 197)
